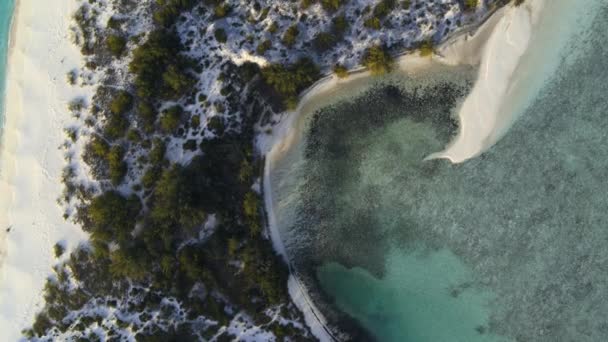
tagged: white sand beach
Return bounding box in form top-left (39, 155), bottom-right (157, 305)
top-left (0, 0), bottom-right (88, 339)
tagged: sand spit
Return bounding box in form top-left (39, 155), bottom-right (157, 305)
top-left (429, 0), bottom-right (546, 163)
top-left (0, 0), bottom-right (89, 339)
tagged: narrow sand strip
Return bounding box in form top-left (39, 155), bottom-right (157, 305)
top-left (428, 0), bottom-right (546, 163)
top-left (0, 0), bottom-right (88, 339)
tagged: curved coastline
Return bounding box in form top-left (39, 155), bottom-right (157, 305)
top-left (261, 1), bottom-right (548, 340)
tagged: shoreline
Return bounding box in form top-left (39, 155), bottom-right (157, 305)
top-left (260, 1), bottom-right (545, 340)
top-left (0, 0), bottom-right (89, 339)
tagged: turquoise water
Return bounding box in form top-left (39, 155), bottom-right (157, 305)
top-left (0, 0), bottom-right (15, 129)
top-left (269, 1), bottom-right (608, 341)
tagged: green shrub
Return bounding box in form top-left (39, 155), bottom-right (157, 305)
top-left (214, 28), bottom-right (227, 43)
top-left (261, 58), bottom-right (320, 99)
top-left (362, 45), bottom-right (393, 75)
top-left (364, 17), bottom-right (381, 30)
top-left (333, 64), bottom-right (348, 78)
top-left (321, 0), bottom-right (345, 12)
top-left (160, 105), bottom-right (184, 132)
top-left (301, 0), bottom-right (314, 9)
top-left (268, 22), bottom-right (278, 34)
top-left (108, 145), bottom-right (127, 186)
top-left (162, 64), bottom-right (196, 97)
top-left (54, 243), bottom-right (65, 258)
top-left (373, 0), bottom-right (396, 18)
top-left (104, 114), bottom-right (129, 140)
top-left (106, 34), bottom-right (127, 57)
top-left (214, 4), bottom-right (231, 18)
top-left (313, 32), bottom-right (336, 52)
top-left (110, 91), bottom-right (133, 115)
top-left (419, 41), bottom-right (434, 57)
top-left (207, 116), bottom-right (225, 135)
top-left (137, 102), bottom-right (157, 133)
top-left (256, 40), bottom-right (272, 55)
top-left (332, 15), bottom-right (349, 36)
top-left (85, 191), bottom-right (141, 244)
top-left (463, 0), bottom-right (478, 10)
top-left (282, 25), bottom-right (299, 47)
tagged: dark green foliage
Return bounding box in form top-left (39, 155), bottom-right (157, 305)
top-left (321, 0), bottom-right (346, 12)
top-left (332, 15), bottom-right (349, 36)
top-left (261, 58), bottom-right (320, 109)
top-left (238, 62), bottom-right (260, 83)
top-left (82, 191), bottom-right (141, 245)
top-left (268, 22), bottom-right (278, 34)
top-left (207, 116), bottom-right (225, 136)
top-left (282, 25), bottom-right (299, 47)
top-left (108, 145), bottom-right (127, 186)
top-left (373, 0), bottom-right (396, 18)
top-left (162, 64), bottom-right (196, 98)
top-left (137, 102), bottom-right (157, 133)
top-left (153, 0), bottom-right (197, 27)
top-left (142, 140), bottom-right (167, 189)
top-left (106, 34), bottom-right (127, 57)
top-left (362, 45), bottom-right (393, 74)
top-left (256, 39), bottom-right (272, 55)
top-left (214, 28), bottom-right (227, 43)
top-left (243, 191), bottom-right (262, 236)
top-left (364, 17), bottom-right (381, 30)
top-left (160, 105), bottom-right (184, 132)
top-left (129, 29), bottom-right (185, 100)
top-left (313, 32), bottom-right (336, 52)
top-left (107, 16), bottom-right (124, 30)
top-left (214, 3), bottom-right (231, 18)
top-left (104, 113), bottom-right (129, 140)
top-left (333, 64), bottom-right (348, 78)
top-left (109, 246), bottom-right (150, 280)
top-left (110, 90), bottom-right (133, 115)
top-left (54, 243), bottom-right (65, 258)
top-left (301, 0), bottom-right (314, 9)
top-left (463, 0), bottom-right (478, 10)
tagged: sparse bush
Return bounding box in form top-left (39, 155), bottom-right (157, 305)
top-left (321, 0), bottom-right (345, 12)
top-left (256, 40), bottom-right (272, 55)
top-left (362, 45), bottom-right (393, 75)
top-left (364, 17), bottom-right (381, 30)
top-left (54, 243), bottom-right (65, 258)
top-left (313, 32), bottom-right (336, 52)
top-left (419, 41), bottom-right (434, 57)
top-left (463, 0), bottom-right (478, 10)
top-left (333, 64), bottom-right (348, 78)
top-left (282, 25), bottom-right (299, 47)
top-left (373, 0), bottom-right (396, 18)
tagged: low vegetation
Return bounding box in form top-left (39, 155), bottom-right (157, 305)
top-left (362, 45), bottom-right (394, 75)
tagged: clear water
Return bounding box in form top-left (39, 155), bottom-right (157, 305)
top-left (0, 0), bottom-right (15, 129)
top-left (268, 1), bottom-right (608, 341)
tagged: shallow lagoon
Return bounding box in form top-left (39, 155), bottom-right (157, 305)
top-left (268, 1), bottom-right (608, 341)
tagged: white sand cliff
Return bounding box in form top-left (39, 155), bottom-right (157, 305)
top-left (0, 0), bottom-right (88, 339)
